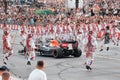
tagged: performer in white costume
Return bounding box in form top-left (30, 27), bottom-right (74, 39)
top-left (26, 33), bottom-right (37, 65)
top-left (84, 31), bottom-right (98, 70)
top-left (2, 30), bottom-right (13, 65)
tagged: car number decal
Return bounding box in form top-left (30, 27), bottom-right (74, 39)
top-left (68, 44), bottom-right (73, 50)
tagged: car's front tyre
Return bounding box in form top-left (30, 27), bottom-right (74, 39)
top-left (53, 48), bottom-right (63, 58)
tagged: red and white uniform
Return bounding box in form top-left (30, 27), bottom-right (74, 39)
top-left (58, 24), bottom-right (64, 40)
top-left (2, 30), bottom-right (13, 64)
top-left (81, 24), bottom-right (88, 41)
top-left (97, 29), bottom-right (105, 40)
top-left (87, 24), bottom-right (93, 31)
top-left (3, 26), bottom-right (11, 34)
top-left (3, 33), bottom-right (11, 53)
top-left (62, 25), bottom-right (70, 40)
top-left (26, 34), bottom-right (36, 60)
top-left (32, 27), bottom-right (37, 43)
top-left (76, 25), bottom-right (83, 47)
top-left (92, 23), bottom-right (99, 37)
top-left (20, 31), bottom-right (27, 46)
top-left (84, 34), bottom-right (98, 56)
top-left (55, 25), bottom-right (61, 40)
top-left (84, 32), bottom-right (98, 68)
top-left (98, 24), bottom-right (102, 31)
top-left (49, 25), bottom-right (55, 39)
top-left (45, 25), bottom-right (50, 39)
top-left (68, 23), bottom-right (74, 40)
top-left (111, 26), bottom-right (120, 46)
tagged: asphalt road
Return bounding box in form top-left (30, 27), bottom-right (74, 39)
top-left (0, 29), bottom-right (120, 80)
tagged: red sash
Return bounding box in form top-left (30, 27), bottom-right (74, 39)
top-left (3, 35), bottom-right (11, 51)
top-left (26, 38), bottom-right (33, 51)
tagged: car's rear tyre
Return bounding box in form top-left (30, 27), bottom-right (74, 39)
top-left (73, 49), bottom-right (82, 57)
top-left (53, 48), bottom-right (63, 58)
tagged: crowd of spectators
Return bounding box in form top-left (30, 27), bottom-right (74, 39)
top-left (0, 0), bottom-right (120, 28)
top-left (0, 0), bottom-right (66, 27)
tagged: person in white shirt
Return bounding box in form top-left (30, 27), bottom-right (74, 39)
top-left (28, 60), bottom-right (47, 80)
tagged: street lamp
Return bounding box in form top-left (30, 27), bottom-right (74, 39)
top-left (76, 0), bottom-right (79, 9)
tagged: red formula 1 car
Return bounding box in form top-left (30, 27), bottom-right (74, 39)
top-left (35, 39), bottom-right (82, 58)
